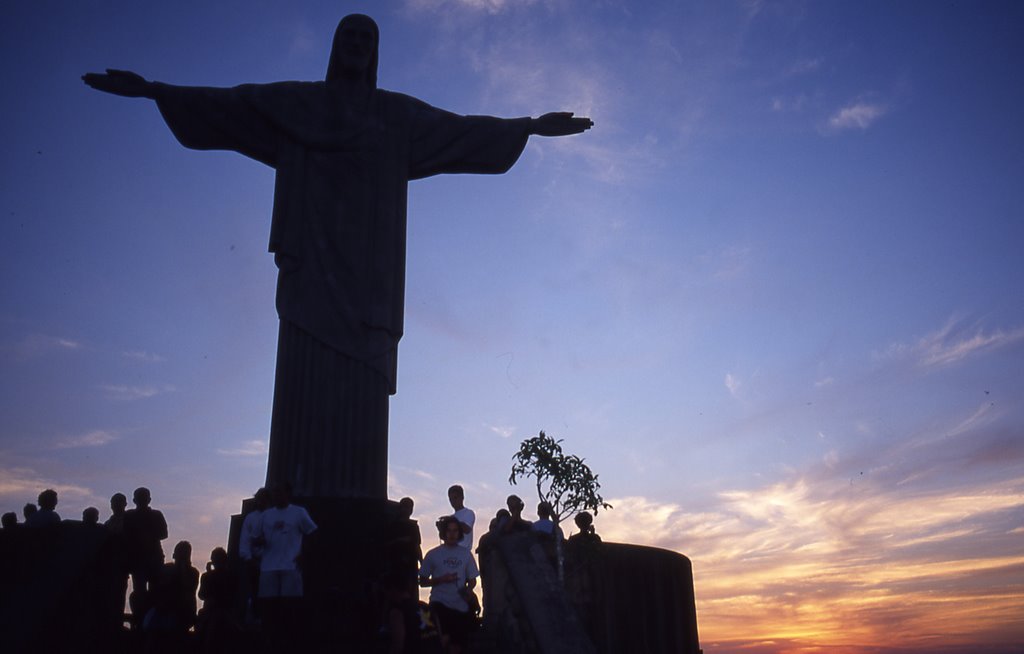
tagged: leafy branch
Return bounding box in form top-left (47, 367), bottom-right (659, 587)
top-left (508, 430), bottom-right (612, 526)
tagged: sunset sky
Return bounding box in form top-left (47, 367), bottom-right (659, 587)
top-left (2, 2), bottom-right (1022, 652)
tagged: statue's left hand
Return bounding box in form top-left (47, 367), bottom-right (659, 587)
top-left (531, 112), bottom-right (594, 137)
top-left (81, 69), bottom-right (156, 99)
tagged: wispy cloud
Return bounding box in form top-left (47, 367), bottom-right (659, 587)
top-left (0, 466), bottom-right (94, 504)
top-left (413, 469), bottom-right (438, 482)
top-left (486, 423), bottom-right (516, 439)
top-left (216, 439), bottom-right (268, 457)
top-left (918, 325), bottom-right (1024, 368)
top-left (725, 373), bottom-right (742, 397)
top-left (122, 350), bottom-right (165, 363)
top-left (770, 93), bottom-right (808, 112)
top-left (405, 0), bottom-right (537, 14)
top-left (788, 57), bottom-right (823, 76)
top-left (7, 333), bottom-right (81, 360)
top-left (408, 10), bottom-right (701, 185)
top-left (53, 430), bottom-right (118, 449)
top-left (100, 384), bottom-right (175, 401)
top-left (878, 317), bottom-right (1024, 369)
top-left (471, 47), bottom-right (624, 180)
top-left (827, 100), bottom-right (887, 131)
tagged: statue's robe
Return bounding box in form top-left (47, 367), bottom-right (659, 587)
top-left (154, 82), bottom-right (531, 498)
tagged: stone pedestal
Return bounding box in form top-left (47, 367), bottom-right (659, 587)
top-left (479, 534), bottom-right (703, 654)
top-left (565, 541), bottom-right (702, 654)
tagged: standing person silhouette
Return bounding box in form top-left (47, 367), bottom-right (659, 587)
top-left (83, 14), bottom-right (592, 500)
top-left (104, 493), bottom-right (131, 632)
top-left (123, 487), bottom-right (168, 627)
top-left (503, 494), bottom-right (532, 534)
top-left (144, 540), bottom-right (199, 651)
top-left (105, 493), bottom-right (128, 533)
top-left (448, 485), bottom-right (476, 550)
top-left (197, 547), bottom-right (236, 653)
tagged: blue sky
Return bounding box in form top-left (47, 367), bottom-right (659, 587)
top-left (2, 2), bottom-right (1023, 651)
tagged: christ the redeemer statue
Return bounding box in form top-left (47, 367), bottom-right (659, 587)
top-left (83, 14), bottom-right (592, 500)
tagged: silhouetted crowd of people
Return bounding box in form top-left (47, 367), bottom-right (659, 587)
top-left (1, 485), bottom-right (223, 653)
top-left (0, 482), bottom-right (601, 654)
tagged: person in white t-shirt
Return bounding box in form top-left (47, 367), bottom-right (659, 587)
top-left (447, 484), bottom-right (475, 550)
top-left (420, 515), bottom-right (479, 654)
top-left (257, 482), bottom-right (317, 648)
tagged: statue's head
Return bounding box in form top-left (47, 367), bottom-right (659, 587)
top-left (327, 14), bottom-right (379, 88)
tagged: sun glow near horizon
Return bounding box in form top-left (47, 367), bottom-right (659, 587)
top-left (597, 469), bottom-right (1024, 652)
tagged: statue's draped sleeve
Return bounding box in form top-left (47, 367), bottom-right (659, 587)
top-left (153, 83), bottom-right (281, 167)
top-left (404, 95), bottom-right (532, 180)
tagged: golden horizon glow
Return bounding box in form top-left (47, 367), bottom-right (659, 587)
top-left (598, 473), bottom-right (1024, 651)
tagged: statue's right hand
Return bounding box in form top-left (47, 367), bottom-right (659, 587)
top-left (81, 69), bottom-right (155, 98)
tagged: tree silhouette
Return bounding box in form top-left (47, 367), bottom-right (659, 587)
top-left (509, 431), bottom-right (611, 581)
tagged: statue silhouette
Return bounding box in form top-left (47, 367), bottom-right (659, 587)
top-left (83, 13), bottom-right (592, 499)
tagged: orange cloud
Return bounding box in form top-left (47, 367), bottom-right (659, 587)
top-left (596, 472), bottom-right (1024, 652)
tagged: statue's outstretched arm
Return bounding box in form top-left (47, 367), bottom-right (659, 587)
top-left (82, 70), bottom-right (278, 166)
top-left (529, 112), bottom-right (594, 137)
top-left (82, 69), bottom-right (157, 99)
